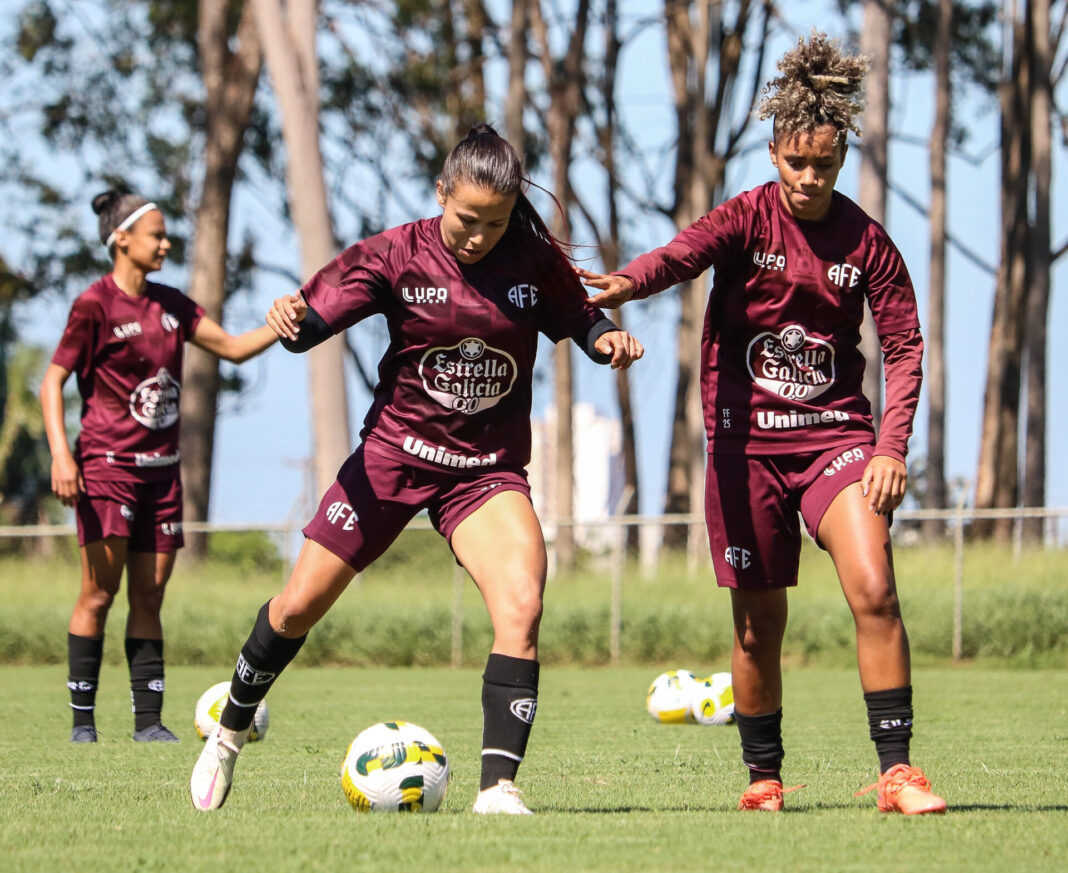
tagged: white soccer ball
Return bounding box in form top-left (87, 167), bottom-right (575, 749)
top-left (194, 681), bottom-right (269, 741)
top-left (646, 670), bottom-right (698, 723)
top-left (340, 721), bottom-right (449, 813)
top-left (690, 672), bottom-right (735, 725)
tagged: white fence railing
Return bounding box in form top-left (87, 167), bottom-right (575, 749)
top-left (1, 507), bottom-right (1064, 665)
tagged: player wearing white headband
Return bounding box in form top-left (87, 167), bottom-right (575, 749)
top-left (40, 189), bottom-right (280, 744)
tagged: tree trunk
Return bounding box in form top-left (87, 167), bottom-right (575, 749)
top-left (505, 0), bottom-right (527, 149)
top-left (253, 0), bottom-right (351, 502)
top-left (975, 8), bottom-right (1030, 542)
top-left (180, 1), bottom-right (263, 557)
top-left (660, 0), bottom-right (767, 553)
top-left (858, 0), bottom-right (891, 427)
top-left (531, 0), bottom-right (590, 569)
top-left (601, 0), bottom-right (640, 552)
top-left (1022, 0), bottom-right (1051, 542)
top-left (922, 0), bottom-right (951, 539)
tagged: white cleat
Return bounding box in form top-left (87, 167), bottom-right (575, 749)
top-left (472, 779), bottom-right (533, 815)
top-left (190, 726), bottom-right (249, 811)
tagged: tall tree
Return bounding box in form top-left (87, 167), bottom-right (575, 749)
top-left (661, 0), bottom-right (772, 550)
top-left (975, 1), bottom-right (1031, 542)
top-left (180, 0), bottom-right (264, 556)
top-left (857, 0), bottom-right (892, 426)
top-left (530, 0), bottom-right (591, 568)
top-left (922, 0), bottom-right (952, 538)
top-left (1021, 0), bottom-right (1053, 540)
top-left (253, 0), bottom-right (351, 499)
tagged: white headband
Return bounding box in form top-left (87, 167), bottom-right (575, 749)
top-left (105, 202), bottom-right (158, 249)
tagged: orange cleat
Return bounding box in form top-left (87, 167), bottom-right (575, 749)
top-left (737, 779), bottom-right (805, 811)
top-left (855, 764), bottom-right (947, 815)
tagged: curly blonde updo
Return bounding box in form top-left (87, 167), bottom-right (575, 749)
top-left (758, 30), bottom-right (870, 145)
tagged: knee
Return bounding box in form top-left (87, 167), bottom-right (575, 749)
top-left (129, 582), bottom-right (167, 616)
top-left (497, 574), bottom-right (545, 634)
top-left (735, 608), bottom-right (787, 655)
top-left (848, 575), bottom-right (902, 623)
top-left (78, 587), bottom-right (116, 620)
top-left (269, 595), bottom-right (318, 637)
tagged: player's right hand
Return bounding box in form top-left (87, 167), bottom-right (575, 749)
top-left (575, 267), bottom-right (637, 309)
top-left (266, 293), bottom-right (308, 341)
top-left (51, 455), bottom-right (84, 507)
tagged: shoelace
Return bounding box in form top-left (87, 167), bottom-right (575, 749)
top-left (854, 765), bottom-right (930, 798)
top-left (741, 782), bottom-right (806, 803)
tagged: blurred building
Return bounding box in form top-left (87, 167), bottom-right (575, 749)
top-left (528, 402), bottom-right (624, 551)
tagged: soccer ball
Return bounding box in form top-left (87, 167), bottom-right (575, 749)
top-left (646, 670), bottom-right (698, 723)
top-left (194, 681), bottom-right (269, 741)
top-left (340, 721), bottom-right (449, 813)
top-left (690, 672), bottom-right (735, 725)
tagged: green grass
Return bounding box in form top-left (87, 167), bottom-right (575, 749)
top-left (1, 537), bottom-right (1065, 667)
top-left (1, 665), bottom-right (1065, 872)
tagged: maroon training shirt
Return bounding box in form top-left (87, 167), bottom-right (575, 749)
top-left (300, 217), bottom-right (607, 472)
top-left (620, 182), bottom-right (923, 462)
top-left (51, 275), bottom-right (204, 482)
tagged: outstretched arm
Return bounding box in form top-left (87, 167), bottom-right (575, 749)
top-left (190, 317), bottom-right (278, 363)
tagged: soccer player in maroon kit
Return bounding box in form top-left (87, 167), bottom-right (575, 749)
top-left (41, 190), bottom-right (278, 743)
top-left (580, 33), bottom-right (945, 815)
top-left (190, 125), bottom-right (643, 813)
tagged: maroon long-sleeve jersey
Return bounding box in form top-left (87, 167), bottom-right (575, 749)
top-left (301, 217), bottom-right (608, 472)
top-left (619, 182), bottom-right (923, 462)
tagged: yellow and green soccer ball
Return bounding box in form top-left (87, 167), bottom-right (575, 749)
top-left (690, 672), bottom-right (735, 725)
top-left (646, 670), bottom-right (699, 723)
top-left (340, 721), bottom-right (449, 812)
top-left (193, 681), bottom-right (269, 741)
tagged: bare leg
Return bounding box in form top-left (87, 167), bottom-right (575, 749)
top-left (818, 483), bottom-right (910, 692)
top-left (729, 587), bottom-right (788, 715)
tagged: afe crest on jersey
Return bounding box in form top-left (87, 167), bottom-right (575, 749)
top-left (827, 262), bottom-right (863, 288)
top-left (419, 337), bottom-right (518, 414)
top-left (129, 367), bottom-right (181, 430)
top-left (746, 324), bottom-right (836, 401)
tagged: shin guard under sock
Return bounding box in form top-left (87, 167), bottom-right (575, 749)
top-left (480, 653), bottom-right (540, 790)
top-left (68, 633), bottom-right (104, 729)
top-left (126, 638), bottom-right (165, 732)
top-left (220, 601), bottom-right (307, 732)
top-left (865, 685), bottom-right (913, 772)
top-left (735, 709), bottom-right (785, 784)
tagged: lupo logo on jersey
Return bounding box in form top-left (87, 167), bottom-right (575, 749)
top-left (419, 337), bottom-right (517, 414)
top-left (129, 367), bottom-right (181, 429)
top-left (746, 324), bottom-right (836, 401)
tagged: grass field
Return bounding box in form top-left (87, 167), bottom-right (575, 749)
top-left (2, 664), bottom-right (1066, 872)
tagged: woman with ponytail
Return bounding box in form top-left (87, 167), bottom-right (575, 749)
top-left (41, 190), bottom-right (278, 744)
top-left (190, 125), bottom-right (643, 814)
top-left (580, 33), bottom-right (944, 815)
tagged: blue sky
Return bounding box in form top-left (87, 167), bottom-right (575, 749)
top-left (7, 1), bottom-right (1066, 529)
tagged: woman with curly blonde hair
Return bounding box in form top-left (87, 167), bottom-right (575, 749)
top-left (580, 32), bottom-right (944, 814)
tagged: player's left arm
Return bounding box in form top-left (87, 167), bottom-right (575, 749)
top-left (190, 316), bottom-right (279, 363)
top-left (861, 231), bottom-right (924, 515)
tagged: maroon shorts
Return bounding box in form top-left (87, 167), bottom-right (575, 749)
top-left (76, 476), bottom-right (184, 553)
top-left (303, 440), bottom-right (532, 571)
top-left (704, 443), bottom-right (874, 590)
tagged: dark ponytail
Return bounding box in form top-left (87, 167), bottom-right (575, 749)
top-left (440, 124), bottom-right (576, 262)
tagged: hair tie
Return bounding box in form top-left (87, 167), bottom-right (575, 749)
top-left (809, 74), bottom-right (851, 91)
top-left (104, 202), bottom-right (158, 249)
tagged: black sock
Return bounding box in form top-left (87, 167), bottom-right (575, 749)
top-left (68, 633), bottom-right (104, 729)
top-left (220, 601), bottom-right (306, 732)
top-left (126, 638), bottom-right (165, 732)
top-left (865, 685), bottom-right (913, 772)
top-left (480, 654), bottom-right (539, 790)
top-left (735, 709), bottom-right (784, 784)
